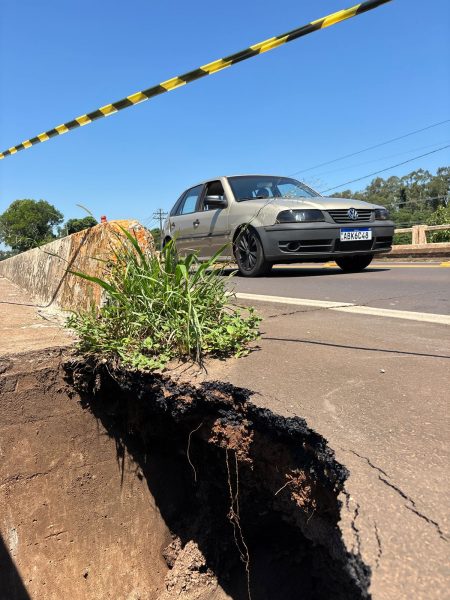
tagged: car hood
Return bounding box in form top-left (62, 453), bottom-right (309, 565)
top-left (243, 196), bottom-right (383, 212)
top-left (239, 196), bottom-right (387, 227)
top-left (265, 196), bottom-right (384, 210)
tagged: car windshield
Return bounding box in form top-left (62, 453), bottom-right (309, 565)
top-left (228, 176), bottom-right (320, 202)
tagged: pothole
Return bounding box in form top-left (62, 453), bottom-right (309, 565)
top-left (66, 358), bottom-right (371, 600)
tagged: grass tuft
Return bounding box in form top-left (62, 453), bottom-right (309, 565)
top-left (67, 230), bottom-right (260, 370)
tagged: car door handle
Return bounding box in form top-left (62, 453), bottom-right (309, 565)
top-left (193, 219), bottom-right (200, 227)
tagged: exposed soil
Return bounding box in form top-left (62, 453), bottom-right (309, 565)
top-left (65, 358), bottom-right (371, 600)
top-left (0, 349), bottom-right (171, 600)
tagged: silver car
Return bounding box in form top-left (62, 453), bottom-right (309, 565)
top-left (163, 175), bottom-right (394, 277)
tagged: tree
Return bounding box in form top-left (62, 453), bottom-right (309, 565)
top-left (331, 166), bottom-right (449, 228)
top-left (427, 206), bottom-right (450, 242)
top-left (399, 169), bottom-right (432, 211)
top-left (331, 189), bottom-right (359, 199)
top-left (0, 249), bottom-right (17, 261)
top-left (0, 200), bottom-right (64, 252)
top-left (398, 187), bottom-right (408, 209)
top-left (149, 227), bottom-right (161, 248)
top-left (65, 216), bottom-right (98, 235)
top-left (426, 167), bottom-right (450, 210)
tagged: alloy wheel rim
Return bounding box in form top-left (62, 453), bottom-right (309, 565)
top-left (238, 230), bottom-right (258, 271)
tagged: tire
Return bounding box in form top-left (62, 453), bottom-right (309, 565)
top-left (335, 254), bottom-right (374, 272)
top-left (234, 227), bottom-right (271, 277)
top-left (162, 237), bottom-right (179, 262)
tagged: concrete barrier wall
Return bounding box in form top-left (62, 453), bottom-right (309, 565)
top-left (0, 221), bottom-right (154, 312)
top-left (384, 242), bottom-right (450, 259)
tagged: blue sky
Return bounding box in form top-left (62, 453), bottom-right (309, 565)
top-left (1, 0), bottom-right (449, 229)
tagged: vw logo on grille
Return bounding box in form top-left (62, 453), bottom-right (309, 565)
top-left (347, 208), bottom-right (359, 220)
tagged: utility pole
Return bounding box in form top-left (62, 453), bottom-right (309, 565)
top-left (152, 209), bottom-right (168, 250)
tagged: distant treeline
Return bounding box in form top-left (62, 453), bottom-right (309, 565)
top-left (332, 166), bottom-right (449, 229)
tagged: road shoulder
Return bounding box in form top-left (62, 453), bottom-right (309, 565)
top-left (198, 300), bottom-right (449, 599)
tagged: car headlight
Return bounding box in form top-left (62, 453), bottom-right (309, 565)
top-left (276, 209), bottom-right (324, 223)
top-left (375, 208), bottom-right (390, 220)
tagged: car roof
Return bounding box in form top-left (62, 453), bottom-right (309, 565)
top-left (187, 174), bottom-right (303, 188)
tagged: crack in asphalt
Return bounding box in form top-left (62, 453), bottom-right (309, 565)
top-left (349, 450), bottom-right (391, 479)
top-left (263, 302), bottom-right (351, 319)
top-left (266, 306), bottom-right (325, 319)
top-left (373, 522), bottom-right (382, 570)
top-left (342, 466), bottom-right (383, 569)
top-left (346, 449), bottom-right (447, 542)
top-left (377, 476), bottom-right (447, 541)
top-left (351, 503), bottom-right (362, 556)
top-left (0, 300), bottom-right (36, 306)
top-left (342, 489), bottom-right (363, 558)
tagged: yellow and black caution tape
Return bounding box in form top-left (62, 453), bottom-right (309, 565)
top-left (0, 0), bottom-right (392, 160)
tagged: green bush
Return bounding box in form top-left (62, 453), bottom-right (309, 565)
top-left (426, 206), bottom-right (450, 242)
top-left (393, 232), bottom-right (412, 245)
top-left (67, 229), bottom-right (260, 370)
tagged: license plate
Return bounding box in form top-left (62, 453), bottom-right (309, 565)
top-left (340, 228), bottom-right (372, 241)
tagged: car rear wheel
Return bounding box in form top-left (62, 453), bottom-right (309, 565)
top-left (234, 228), bottom-right (271, 277)
top-left (335, 254), bottom-right (374, 272)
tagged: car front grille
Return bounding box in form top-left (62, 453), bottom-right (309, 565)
top-left (328, 209), bottom-right (373, 223)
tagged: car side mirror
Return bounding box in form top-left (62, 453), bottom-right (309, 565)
top-left (204, 195), bottom-right (227, 208)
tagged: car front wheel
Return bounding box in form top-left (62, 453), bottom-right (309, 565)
top-left (335, 254), bottom-right (374, 272)
top-left (234, 228), bottom-right (271, 277)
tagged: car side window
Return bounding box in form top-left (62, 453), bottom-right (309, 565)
top-left (170, 193), bottom-right (186, 216)
top-left (202, 180), bottom-right (225, 211)
top-left (177, 185), bottom-right (203, 215)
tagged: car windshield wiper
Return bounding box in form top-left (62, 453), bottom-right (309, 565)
top-left (238, 196), bottom-right (272, 201)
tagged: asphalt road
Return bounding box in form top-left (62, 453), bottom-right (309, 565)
top-left (229, 261), bottom-right (450, 315)
top-left (203, 260), bottom-right (450, 599)
top-left (2, 265), bottom-right (449, 599)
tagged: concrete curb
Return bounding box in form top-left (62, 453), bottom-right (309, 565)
top-left (382, 242), bottom-right (450, 259)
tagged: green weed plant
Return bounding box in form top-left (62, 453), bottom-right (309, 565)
top-left (67, 228), bottom-right (260, 370)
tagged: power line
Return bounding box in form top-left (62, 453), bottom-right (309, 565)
top-left (311, 140), bottom-right (450, 179)
top-left (142, 215), bottom-right (159, 228)
top-left (320, 144), bottom-right (450, 193)
top-left (290, 119), bottom-right (450, 176)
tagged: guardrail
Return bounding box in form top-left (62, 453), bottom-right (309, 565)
top-left (394, 224), bottom-right (450, 245)
top-left (386, 223), bottom-right (450, 258)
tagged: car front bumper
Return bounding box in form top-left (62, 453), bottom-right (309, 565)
top-left (257, 222), bottom-right (395, 262)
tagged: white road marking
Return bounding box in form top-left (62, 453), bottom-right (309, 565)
top-left (271, 262), bottom-right (449, 269)
top-left (333, 305), bottom-right (450, 325)
top-left (235, 292), bottom-right (353, 308)
top-left (235, 292), bottom-right (450, 325)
